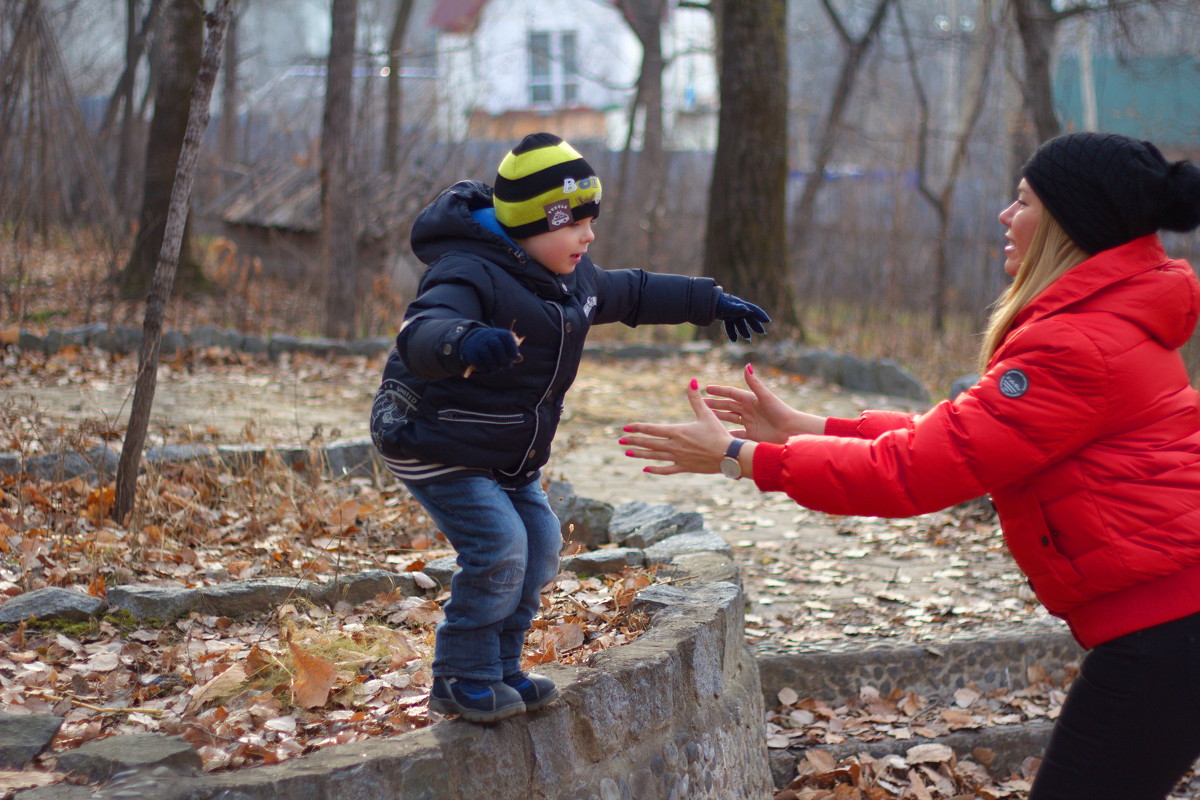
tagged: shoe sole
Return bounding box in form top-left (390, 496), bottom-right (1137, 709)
top-left (428, 695), bottom-right (526, 724)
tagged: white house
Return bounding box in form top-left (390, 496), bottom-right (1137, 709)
top-left (426, 0), bottom-right (718, 150)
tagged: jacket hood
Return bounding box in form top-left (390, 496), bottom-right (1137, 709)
top-left (1017, 235), bottom-right (1200, 350)
top-left (409, 180), bottom-right (569, 299)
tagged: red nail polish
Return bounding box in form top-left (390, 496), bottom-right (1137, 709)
top-left (625, 450), bottom-right (635, 457)
top-left (690, 378), bottom-right (698, 390)
top-left (747, 363), bottom-right (754, 375)
top-left (618, 438), bottom-right (627, 445)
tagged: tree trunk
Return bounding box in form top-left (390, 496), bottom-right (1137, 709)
top-left (321, 0), bottom-right (359, 340)
top-left (899, 0), bottom-right (998, 333)
top-left (790, 0), bottom-right (893, 279)
top-left (120, 0), bottom-right (209, 299)
top-left (703, 0), bottom-right (795, 337)
top-left (384, 0), bottom-right (414, 173)
top-left (103, 0), bottom-right (162, 211)
top-left (218, 3), bottom-right (240, 187)
top-left (114, 0), bottom-right (235, 524)
top-left (611, 0), bottom-right (668, 271)
top-left (1012, 0), bottom-right (1061, 142)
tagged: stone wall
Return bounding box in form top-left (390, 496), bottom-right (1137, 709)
top-left (10, 486), bottom-right (775, 800)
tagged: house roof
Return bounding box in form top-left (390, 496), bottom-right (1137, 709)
top-left (429, 0), bottom-right (489, 33)
top-left (210, 162), bottom-right (427, 241)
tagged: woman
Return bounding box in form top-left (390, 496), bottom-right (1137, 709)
top-left (621, 132), bottom-right (1200, 800)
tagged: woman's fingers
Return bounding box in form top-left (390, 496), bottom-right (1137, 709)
top-left (744, 363), bottom-right (780, 404)
top-left (705, 383), bottom-right (754, 405)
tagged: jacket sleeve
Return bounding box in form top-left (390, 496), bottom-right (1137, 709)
top-left (589, 266), bottom-right (718, 327)
top-left (825, 410), bottom-right (917, 438)
top-left (395, 269), bottom-right (490, 380)
top-left (752, 316), bottom-right (1111, 517)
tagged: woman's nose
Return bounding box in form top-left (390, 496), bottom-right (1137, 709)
top-left (999, 202), bottom-right (1016, 226)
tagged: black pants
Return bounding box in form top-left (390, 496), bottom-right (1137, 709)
top-left (1031, 611), bottom-right (1200, 800)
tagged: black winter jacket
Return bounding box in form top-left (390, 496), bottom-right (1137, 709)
top-left (369, 180), bottom-right (719, 486)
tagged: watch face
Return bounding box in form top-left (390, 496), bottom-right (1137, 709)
top-left (720, 456), bottom-right (741, 480)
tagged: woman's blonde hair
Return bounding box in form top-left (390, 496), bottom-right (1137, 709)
top-left (978, 211), bottom-right (1089, 371)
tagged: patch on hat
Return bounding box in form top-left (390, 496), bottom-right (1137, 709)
top-left (544, 199), bottom-right (573, 230)
top-left (493, 132), bottom-right (601, 239)
top-left (998, 368), bottom-right (1029, 398)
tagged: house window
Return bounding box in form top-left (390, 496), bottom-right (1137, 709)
top-left (528, 30), bottom-right (579, 107)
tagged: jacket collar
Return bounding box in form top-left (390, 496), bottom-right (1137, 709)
top-left (1011, 234), bottom-right (1199, 350)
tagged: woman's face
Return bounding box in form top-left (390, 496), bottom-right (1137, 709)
top-left (998, 179), bottom-right (1043, 277)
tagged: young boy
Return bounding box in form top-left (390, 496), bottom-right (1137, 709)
top-left (369, 132), bottom-right (769, 723)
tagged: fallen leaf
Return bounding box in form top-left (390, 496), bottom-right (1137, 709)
top-left (289, 642), bottom-right (336, 709)
top-left (906, 743), bottom-right (954, 765)
top-left (187, 664), bottom-right (248, 712)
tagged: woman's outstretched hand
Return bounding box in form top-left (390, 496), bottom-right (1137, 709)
top-left (621, 379), bottom-right (733, 475)
top-left (704, 364), bottom-right (824, 443)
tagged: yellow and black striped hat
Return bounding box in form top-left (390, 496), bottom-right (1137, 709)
top-left (494, 132), bottom-right (602, 239)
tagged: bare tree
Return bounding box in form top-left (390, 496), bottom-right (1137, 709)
top-left (322, 0), bottom-right (359, 340)
top-left (703, 0), bottom-right (795, 335)
top-left (217, 1), bottom-right (240, 188)
top-left (384, 0), bottom-right (415, 173)
top-left (0, 2), bottom-right (119, 236)
top-left (114, 0), bottom-right (235, 524)
top-left (790, 0), bottom-right (894, 257)
top-left (98, 0), bottom-right (163, 210)
top-left (899, 0), bottom-right (1000, 333)
top-left (1011, 0), bottom-right (1166, 146)
top-left (120, 0), bottom-right (209, 299)
top-left (606, 0), bottom-right (670, 271)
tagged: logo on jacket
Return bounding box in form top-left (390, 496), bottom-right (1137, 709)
top-left (582, 295), bottom-right (597, 318)
top-left (998, 368), bottom-right (1029, 398)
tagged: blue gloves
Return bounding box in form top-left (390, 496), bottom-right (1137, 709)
top-left (460, 327), bottom-right (520, 373)
top-left (714, 292), bottom-right (771, 342)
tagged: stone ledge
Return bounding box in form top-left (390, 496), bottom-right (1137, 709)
top-left (0, 438), bottom-right (384, 482)
top-left (757, 629), bottom-right (1083, 704)
top-left (13, 584), bottom-right (773, 800)
top-left (6, 484), bottom-right (774, 800)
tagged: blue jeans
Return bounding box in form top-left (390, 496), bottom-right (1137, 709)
top-left (1031, 610), bottom-right (1200, 799)
top-left (404, 477), bottom-right (562, 683)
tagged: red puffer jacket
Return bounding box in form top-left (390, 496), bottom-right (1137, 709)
top-left (753, 235), bottom-right (1200, 648)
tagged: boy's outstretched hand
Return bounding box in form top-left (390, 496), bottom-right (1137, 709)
top-left (714, 292), bottom-right (771, 342)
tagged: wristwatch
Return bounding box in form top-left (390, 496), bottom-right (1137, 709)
top-left (720, 439), bottom-right (746, 480)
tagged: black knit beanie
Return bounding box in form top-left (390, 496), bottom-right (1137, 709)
top-left (493, 132), bottom-right (601, 239)
top-left (1022, 132), bottom-right (1200, 255)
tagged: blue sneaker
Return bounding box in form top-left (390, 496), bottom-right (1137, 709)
top-left (503, 671), bottom-right (558, 711)
top-left (429, 677), bottom-right (525, 723)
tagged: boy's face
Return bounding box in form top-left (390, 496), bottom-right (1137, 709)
top-left (517, 217), bottom-right (596, 276)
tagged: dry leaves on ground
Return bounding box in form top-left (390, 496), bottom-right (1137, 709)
top-left (774, 745), bottom-right (1037, 800)
top-left (0, 393), bottom-right (657, 781)
top-left (1, 559), bottom-right (654, 776)
top-left (764, 665), bottom-right (1072, 754)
